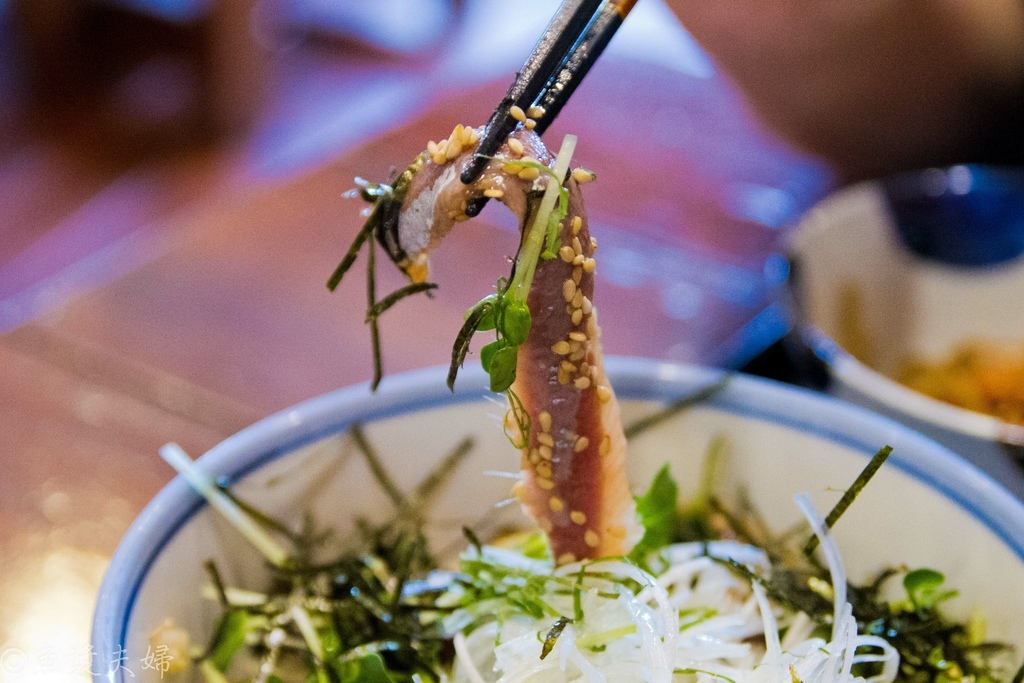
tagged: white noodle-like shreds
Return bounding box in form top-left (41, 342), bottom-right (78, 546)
top-left (450, 529), bottom-right (901, 683)
top-left (752, 582), bottom-right (781, 660)
top-left (454, 632), bottom-right (489, 683)
top-left (794, 492), bottom-right (848, 640)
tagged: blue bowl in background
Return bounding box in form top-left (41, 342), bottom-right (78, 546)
top-left (883, 164), bottom-right (1024, 266)
top-left (785, 169), bottom-right (1024, 500)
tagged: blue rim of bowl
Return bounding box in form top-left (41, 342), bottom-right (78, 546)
top-left (92, 358), bottom-right (1024, 683)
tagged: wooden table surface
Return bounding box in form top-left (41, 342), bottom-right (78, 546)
top-left (0, 6), bottom-right (830, 679)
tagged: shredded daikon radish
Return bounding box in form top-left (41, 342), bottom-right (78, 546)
top-left (449, 509), bottom-right (902, 683)
top-left (794, 491), bottom-right (847, 640)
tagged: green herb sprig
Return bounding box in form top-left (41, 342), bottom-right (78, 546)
top-left (443, 136), bottom-right (577, 449)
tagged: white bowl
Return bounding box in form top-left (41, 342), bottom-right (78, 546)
top-left (92, 359), bottom-right (1024, 682)
top-left (788, 180), bottom-right (1024, 500)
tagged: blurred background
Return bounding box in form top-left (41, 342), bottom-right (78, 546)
top-left (3, 0), bottom-right (1019, 681)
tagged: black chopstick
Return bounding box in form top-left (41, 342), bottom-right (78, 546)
top-left (461, 0), bottom-right (636, 217)
top-left (460, 0), bottom-right (602, 187)
top-left (532, 0), bottom-right (637, 132)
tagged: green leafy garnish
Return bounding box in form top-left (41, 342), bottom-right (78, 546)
top-left (904, 568), bottom-right (958, 611)
top-left (446, 137), bottom-right (577, 397)
top-left (205, 609), bottom-right (250, 672)
top-left (345, 653), bottom-right (398, 683)
top-left (629, 464), bottom-right (679, 565)
top-left (507, 159), bottom-right (571, 261)
top-left (173, 429), bottom-right (476, 683)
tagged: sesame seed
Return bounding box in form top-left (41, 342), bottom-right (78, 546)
top-left (552, 341), bottom-right (571, 355)
top-left (549, 496), bottom-right (565, 512)
top-left (536, 461), bottom-right (552, 478)
top-left (538, 478), bottom-right (555, 490)
top-left (608, 525), bottom-right (626, 539)
top-left (557, 552), bottom-right (577, 565)
top-left (571, 236), bottom-right (583, 255)
top-left (572, 255), bottom-right (585, 267)
top-left (510, 105), bottom-right (527, 122)
top-left (445, 139), bottom-right (463, 159)
top-left (575, 436), bottom-right (590, 452)
top-left (465, 127), bottom-right (479, 145)
top-left (537, 432), bottom-right (554, 447)
top-left (508, 138), bottom-right (525, 155)
top-left (599, 435), bottom-right (611, 457)
top-left (572, 291), bottom-right (583, 308)
top-left (518, 167), bottom-right (541, 181)
top-left (558, 246), bottom-right (575, 263)
top-left (524, 119), bottom-right (537, 130)
top-left (557, 368), bottom-right (571, 385)
top-left (596, 385), bottom-right (612, 404)
top-left (581, 297), bottom-right (593, 314)
top-left (570, 510), bottom-right (587, 525)
top-left (432, 154), bottom-right (446, 165)
top-left (571, 216), bottom-right (582, 234)
top-left (572, 267), bottom-right (582, 285)
top-left (427, 141), bottom-right (439, 155)
top-left (538, 445), bottom-right (552, 460)
top-left (582, 259), bottom-right (597, 275)
top-left (590, 237), bottom-right (598, 250)
top-left (528, 105), bottom-right (546, 118)
top-left (571, 309), bottom-right (583, 325)
top-left (559, 360), bottom-right (577, 373)
top-left (528, 448), bottom-right (540, 463)
top-left (562, 280), bottom-right (576, 302)
top-left (460, 125), bottom-right (474, 146)
top-left (483, 188), bottom-right (504, 198)
top-left (502, 162), bottom-right (523, 174)
top-left (579, 362), bottom-right (590, 376)
top-left (574, 376), bottom-right (591, 390)
top-left (539, 411), bottom-right (552, 432)
top-left (571, 167), bottom-right (595, 184)
top-left (584, 530), bottom-right (600, 548)
top-left (569, 331), bottom-right (587, 342)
